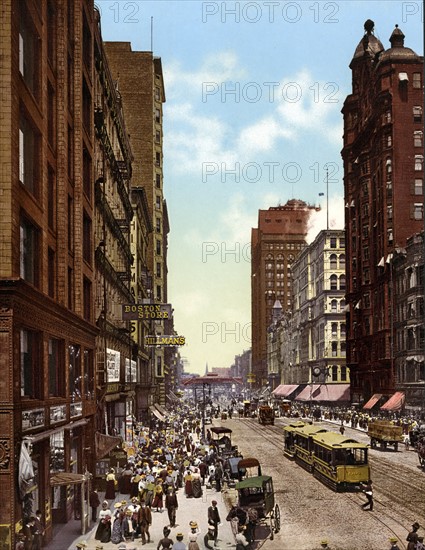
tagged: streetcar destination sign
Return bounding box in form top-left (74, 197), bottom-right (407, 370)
top-left (122, 303), bottom-right (172, 320)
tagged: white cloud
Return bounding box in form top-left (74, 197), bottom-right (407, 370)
top-left (306, 194), bottom-right (345, 243)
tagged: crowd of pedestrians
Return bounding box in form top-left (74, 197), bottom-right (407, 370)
top-left (83, 402), bottom-right (247, 549)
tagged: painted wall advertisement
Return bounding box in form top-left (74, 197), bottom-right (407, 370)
top-left (106, 348), bottom-right (120, 383)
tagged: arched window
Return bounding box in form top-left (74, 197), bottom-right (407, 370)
top-left (339, 275), bottom-right (346, 290)
top-left (414, 131), bottom-right (423, 148)
top-left (331, 299), bottom-right (337, 312)
top-left (339, 254), bottom-right (346, 268)
top-left (332, 365), bottom-right (338, 381)
top-left (330, 254), bottom-right (337, 269)
top-left (339, 299), bottom-right (346, 312)
top-left (330, 274), bottom-right (338, 290)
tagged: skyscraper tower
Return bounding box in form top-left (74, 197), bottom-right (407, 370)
top-left (251, 200), bottom-right (318, 387)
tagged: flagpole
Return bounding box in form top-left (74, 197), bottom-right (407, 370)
top-left (326, 165), bottom-right (329, 230)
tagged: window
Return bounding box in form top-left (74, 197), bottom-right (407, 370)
top-left (413, 203), bottom-right (423, 220)
top-left (156, 240), bottom-right (161, 255)
top-left (156, 354), bottom-right (162, 377)
top-left (386, 135), bottom-right (392, 147)
top-left (330, 274), bottom-right (337, 290)
top-left (413, 106), bottom-right (422, 123)
top-left (21, 329), bottom-right (41, 398)
top-left (19, 113), bottom-right (39, 196)
top-left (413, 72), bottom-right (422, 89)
top-left (415, 155), bottom-right (423, 171)
top-left (82, 11), bottom-right (92, 71)
top-left (68, 196), bottom-right (74, 252)
top-left (155, 130), bottom-right (161, 143)
top-left (20, 217), bottom-right (39, 286)
top-left (341, 323), bottom-right (346, 338)
top-left (156, 262), bottom-right (161, 278)
top-left (414, 131), bottom-right (423, 147)
top-left (341, 342), bottom-right (346, 357)
top-left (339, 299), bottom-right (346, 312)
top-left (387, 205), bottom-right (393, 220)
top-left (156, 196), bottom-right (161, 209)
top-left (156, 173), bottom-right (161, 188)
top-left (385, 110), bottom-right (391, 123)
top-left (83, 276), bottom-right (91, 321)
top-left (48, 165), bottom-right (56, 230)
top-left (330, 237), bottom-right (337, 249)
top-left (414, 178), bottom-right (423, 195)
top-left (332, 365), bottom-right (338, 381)
top-left (156, 285), bottom-right (162, 301)
top-left (155, 108), bottom-right (161, 123)
top-left (340, 366), bottom-right (347, 382)
top-left (331, 342), bottom-right (338, 357)
top-left (84, 349), bottom-right (94, 399)
top-left (49, 338), bottom-right (65, 397)
top-left (48, 247), bottom-right (55, 298)
top-left (83, 211), bottom-right (92, 264)
top-left (330, 254), bottom-right (337, 269)
top-left (387, 229), bottom-right (393, 245)
top-left (155, 87), bottom-right (161, 101)
top-left (339, 275), bottom-right (346, 290)
top-left (19, 4), bottom-right (39, 98)
top-left (82, 77), bottom-right (91, 134)
top-left (156, 217), bottom-right (161, 232)
top-left (69, 344), bottom-right (82, 400)
top-left (331, 299), bottom-right (337, 312)
top-left (156, 152), bottom-right (161, 167)
top-left (331, 323), bottom-right (338, 337)
top-left (83, 147), bottom-right (92, 199)
top-left (47, 82), bottom-right (55, 147)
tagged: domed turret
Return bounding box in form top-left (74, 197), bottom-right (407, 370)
top-left (350, 20), bottom-right (384, 66)
top-left (376, 24), bottom-right (420, 64)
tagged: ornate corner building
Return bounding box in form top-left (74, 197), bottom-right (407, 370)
top-left (342, 21), bottom-right (424, 404)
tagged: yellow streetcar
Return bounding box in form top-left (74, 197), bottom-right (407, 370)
top-left (310, 432), bottom-right (370, 491)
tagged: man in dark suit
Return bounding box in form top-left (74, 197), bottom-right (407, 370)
top-left (207, 500), bottom-right (221, 546)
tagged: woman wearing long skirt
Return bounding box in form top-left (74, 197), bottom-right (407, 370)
top-left (94, 501), bottom-right (112, 543)
top-left (105, 468), bottom-right (117, 500)
top-left (187, 521), bottom-right (200, 550)
top-left (110, 506), bottom-right (124, 545)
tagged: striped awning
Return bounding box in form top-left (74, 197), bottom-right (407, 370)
top-left (380, 391), bottom-right (405, 411)
top-left (295, 384), bottom-right (350, 402)
top-left (272, 384), bottom-right (299, 398)
top-left (362, 393), bottom-right (382, 410)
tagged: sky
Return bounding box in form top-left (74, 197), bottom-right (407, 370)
top-left (98, 0), bottom-right (424, 374)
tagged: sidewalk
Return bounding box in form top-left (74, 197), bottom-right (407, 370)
top-left (46, 484), bottom-right (236, 550)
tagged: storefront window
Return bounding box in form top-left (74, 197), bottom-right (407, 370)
top-left (69, 344), bottom-right (82, 400)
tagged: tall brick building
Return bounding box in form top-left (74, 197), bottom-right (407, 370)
top-left (342, 21), bottom-right (424, 404)
top-left (251, 200), bottom-right (318, 387)
top-left (0, 0), bottom-right (99, 545)
top-left (104, 43), bottom-right (171, 405)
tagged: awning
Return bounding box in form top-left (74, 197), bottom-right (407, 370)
top-left (167, 390), bottom-right (179, 403)
top-left (154, 403), bottom-right (168, 417)
top-left (95, 432), bottom-right (123, 460)
top-left (380, 391), bottom-right (405, 411)
top-left (149, 405), bottom-right (165, 422)
top-left (50, 472), bottom-right (87, 486)
top-left (272, 384), bottom-right (299, 398)
top-left (295, 384), bottom-right (350, 402)
top-left (362, 393), bottom-right (382, 410)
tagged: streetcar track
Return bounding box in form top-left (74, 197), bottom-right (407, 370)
top-left (233, 417), bottom-right (424, 547)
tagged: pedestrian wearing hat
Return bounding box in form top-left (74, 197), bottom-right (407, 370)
top-left (388, 537), bottom-right (401, 550)
top-left (172, 532), bottom-right (186, 550)
top-left (407, 522), bottom-right (420, 549)
top-left (188, 522), bottom-right (200, 550)
top-left (157, 530), bottom-right (174, 549)
top-left (137, 500), bottom-right (152, 545)
top-left (153, 478), bottom-right (164, 512)
top-left (95, 501), bottom-right (112, 543)
top-left (207, 500), bottom-right (221, 546)
top-left (105, 468), bottom-right (117, 500)
top-left (165, 487), bottom-right (179, 527)
top-left (204, 526), bottom-right (216, 549)
top-left (416, 536), bottom-right (425, 550)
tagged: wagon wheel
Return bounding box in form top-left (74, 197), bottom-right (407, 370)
top-left (269, 512), bottom-right (274, 540)
top-left (274, 503), bottom-right (281, 533)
